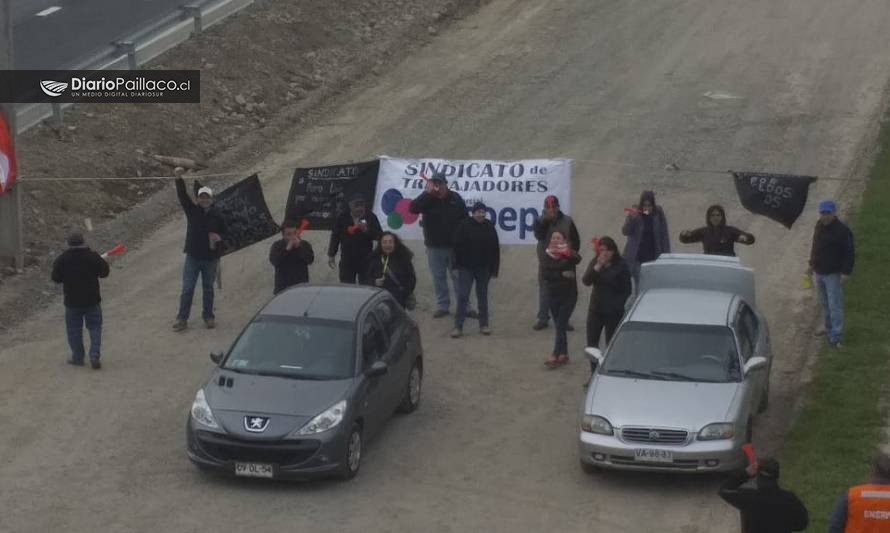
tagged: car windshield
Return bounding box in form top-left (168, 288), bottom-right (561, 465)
top-left (223, 316), bottom-right (355, 380)
top-left (601, 322), bottom-right (741, 383)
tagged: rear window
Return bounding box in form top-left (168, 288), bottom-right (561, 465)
top-left (223, 316), bottom-right (355, 380)
top-left (602, 322), bottom-right (741, 383)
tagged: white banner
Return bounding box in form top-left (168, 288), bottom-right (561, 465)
top-left (374, 156), bottom-right (572, 245)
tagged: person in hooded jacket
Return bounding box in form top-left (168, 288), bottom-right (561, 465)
top-left (532, 195), bottom-right (580, 331)
top-left (581, 236), bottom-right (632, 379)
top-left (679, 205), bottom-right (755, 256)
top-left (718, 457), bottom-right (809, 533)
top-left (541, 230), bottom-right (581, 369)
top-left (51, 231), bottom-right (110, 369)
top-left (450, 202), bottom-right (500, 338)
top-left (269, 219), bottom-right (315, 294)
top-left (327, 193), bottom-right (383, 284)
top-left (365, 232), bottom-right (417, 309)
top-left (622, 190), bottom-right (670, 286)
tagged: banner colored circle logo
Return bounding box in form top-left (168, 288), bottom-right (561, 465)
top-left (381, 189), bottom-right (419, 228)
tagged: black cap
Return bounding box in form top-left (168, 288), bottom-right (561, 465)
top-left (472, 201), bottom-right (487, 212)
top-left (757, 458), bottom-right (780, 479)
top-left (347, 193), bottom-right (366, 206)
top-left (67, 231), bottom-right (85, 247)
top-left (430, 171), bottom-right (447, 183)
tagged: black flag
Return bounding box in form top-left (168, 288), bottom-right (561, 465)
top-left (194, 174), bottom-right (280, 256)
top-left (732, 172), bottom-right (817, 229)
top-left (285, 160), bottom-right (380, 230)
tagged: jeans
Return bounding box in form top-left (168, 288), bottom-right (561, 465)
top-left (456, 267), bottom-right (491, 329)
top-left (587, 311), bottom-right (622, 372)
top-left (549, 290), bottom-right (577, 355)
top-left (177, 255), bottom-right (219, 321)
top-left (537, 282), bottom-right (551, 324)
top-left (816, 273), bottom-right (844, 344)
top-left (65, 305), bottom-right (102, 362)
top-left (339, 259), bottom-right (365, 284)
top-left (426, 247), bottom-right (472, 312)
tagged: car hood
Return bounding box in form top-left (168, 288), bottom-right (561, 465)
top-left (585, 375), bottom-right (740, 430)
top-left (205, 370), bottom-right (352, 417)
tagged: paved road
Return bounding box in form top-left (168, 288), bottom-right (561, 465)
top-left (13, 0), bottom-right (186, 69)
top-left (2, 0), bottom-right (890, 531)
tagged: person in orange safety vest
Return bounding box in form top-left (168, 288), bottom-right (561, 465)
top-left (829, 453), bottom-right (890, 532)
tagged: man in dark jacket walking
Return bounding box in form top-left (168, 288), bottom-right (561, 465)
top-left (622, 190), bottom-right (671, 286)
top-left (409, 171), bottom-right (475, 318)
top-left (718, 458), bottom-right (809, 533)
top-left (806, 200), bottom-right (854, 348)
top-left (533, 195), bottom-right (580, 331)
top-left (679, 205), bottom-right (755, 256)
top-left (327, 193), bottom-right (382, 284)
top-left (51, 232), bottom-right (110, 369)
top-left (269, 219), bottom-right (315, 294)
top-left (451, 202), bottom-right (500, 338)
top-left (173, 174), bottom-right (226, 332)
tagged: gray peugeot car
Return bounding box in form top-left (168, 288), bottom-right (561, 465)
top-left (186, 284), bottom-right (423, 481)
top-left (578, 254), bottom-right (772, 473)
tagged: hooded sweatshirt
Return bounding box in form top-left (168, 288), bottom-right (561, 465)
top-left (679, 205), bottom-right (755, 256)
top-left (622, 191), bottom-right (671, 264)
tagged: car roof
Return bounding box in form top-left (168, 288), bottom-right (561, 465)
top-left (627, 288), bottom-right (735, 327)
top-left (259, 284), bottom-right (383, 322)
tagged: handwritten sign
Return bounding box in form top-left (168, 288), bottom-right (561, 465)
top-left (285, 160), bottom-right (380, 230)
top-left (732, 171), bottom-right (817, 229)
top-left (195, 174), bottom-right (280, 256)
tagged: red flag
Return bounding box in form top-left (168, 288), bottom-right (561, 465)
top-left (297, 218), bottom-right (310, 237)
top-left (742, 443), bottom-right (757, 470)
top-left (101, 244), bottom-right (127, 259)
top-left (0, 110), bottom-right (17, 195)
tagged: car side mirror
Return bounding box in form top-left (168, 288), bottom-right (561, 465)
top-left (585, 347), bottom-right (604, 365)
top-left (366, 360), bottom-right (388, 377)
top-left (743, 356), bottom-right (767, 375)
top-left (209, 352), bottom-right (223, 364)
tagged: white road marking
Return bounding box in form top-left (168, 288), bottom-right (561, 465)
top-left (35, 6), bottom-right (62, 17)
top-left (703, 90), bottom-right (743, 100)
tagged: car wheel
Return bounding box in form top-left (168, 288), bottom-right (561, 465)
top-left (338, 424), bottom-right (363, 481)
top-left (580, 460), bottom-right (600, 475)
top-left (397, 359), bottom-right (423, 414)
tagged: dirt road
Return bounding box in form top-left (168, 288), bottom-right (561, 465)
top-left (2, 0), bottom-right (890, 531)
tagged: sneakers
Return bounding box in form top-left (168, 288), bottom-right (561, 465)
top-left (450, 328), bottom-right (462, 339)
top-left (466, 310), bottom-right (480, 319)
top-left (172, 320), bottom-right (188, 332)
top-left (204, 318), bottom-right (216, 329)
top-left (90, 359), bottom-right (102, 370)
top-left (433, 310), bottom-right (450, 319)
top-left (557, 355), bottom-right (570, 365)
top-left (829, 339), bottom-right (843, 349)
top-left (67, 358), bottom-right (85, 367)
top-left (480, 326), bottom-right (492, 336)
top-left (544, 355), bottom-right (560, 368)
top-left (532, 321), bottom-right (549, 331)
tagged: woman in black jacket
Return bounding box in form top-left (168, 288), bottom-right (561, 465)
top-left (541, 230), bottom-right (581, 368)
top-left (366, 232), bottom-right (417, 309)
top-left (451, 202), bottom-right (500, 338)
top-left (582, 236), bottom-right (632, 377)
top-left (679, 205), bottom-right (755, 256)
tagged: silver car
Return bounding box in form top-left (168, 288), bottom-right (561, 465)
top-left (578, 254), bottom-right (772, 473)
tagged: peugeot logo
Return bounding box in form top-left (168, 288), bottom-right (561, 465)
top-left (649, 430), bottom-right (661, 441)
top-left (244, 416), bottom-right (270, 433)
top-left (40, 80), bottom-right (69, 97)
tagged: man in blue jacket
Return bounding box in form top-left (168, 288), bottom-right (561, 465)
top-left (807, 199), bottom-right (854, 348)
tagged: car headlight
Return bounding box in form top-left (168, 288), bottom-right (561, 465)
top-left (296, 400), bottom-right (347, 436)
top-left (698, 423), bottom-right (735, 441)
top-left (581, 415), bottom-right (613, 435)
top-left (190, 389), bottom-right (219, 429)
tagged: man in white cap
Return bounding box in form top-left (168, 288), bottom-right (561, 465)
top-left (173, 171), bottom-right (226, 332)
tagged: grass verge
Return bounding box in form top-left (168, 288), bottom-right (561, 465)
top-left (781, 114), bottom-right (890, 531)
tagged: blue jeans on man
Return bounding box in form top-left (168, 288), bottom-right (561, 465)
top-left (66, 305), bottom-right (102, 363)
top-left (456, 267), bottom-right (490, 330)
top-left (816, 272), bottom-right (844, 345)
top-left (426, 247), bottom-right (473, 313)
top-left (177, 255), bottom-right (219, 321)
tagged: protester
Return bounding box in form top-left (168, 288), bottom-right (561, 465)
top-left (718, 457), bottom-right (809, 533)
top-left (51, 231), bottom-right (110, 369)
top-left (451, 202), bottom-right (500, 338)
top-left (365, 232), bottom-right (417, 309)
top-left (173, 174), bottom-right (226, 332)
top-left (269, 219), bottom-right (315, 294)
top-left (532, 195), bottom-right (580, 331)
top-left (409, 171), bottom-right (475, 318)
top-left (581, 236), bottom-right (632, 380)
top-left (327, 193), bottom-right (383, 284)
top-left (540, 231), bottom-right (581, 368)
top-left (828, 453), bottom-right (890, 532)
top-left (806, 199), bottom-right (854, 348)
top-left (622, 190), bottom-right (670, 285)
top-left (679, 205), bottom-right (755, 256)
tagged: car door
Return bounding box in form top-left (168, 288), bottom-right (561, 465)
top-left (358, 312), bottom-right (392, 437)
top-left (734, 303), bottom-right (762, 414)
top-left (372, 297), bottom-right (411, 407)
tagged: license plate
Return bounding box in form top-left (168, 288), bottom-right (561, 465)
top-left (634, 448), bottom-right (673, 463)
top-left (234, 462), bottom-right (274, 478)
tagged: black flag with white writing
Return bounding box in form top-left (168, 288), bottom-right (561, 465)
top-left (732, 172), bottom-right (817, 229)
top-left (194, 174), bottom-right (280, 256)
top-left (285, 160), bottom-right (380, 230)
